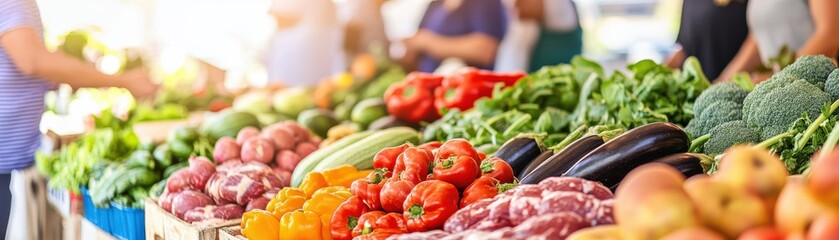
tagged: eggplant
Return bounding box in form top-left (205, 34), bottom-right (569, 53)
top-left (519, 135), bottom-right (605, 184)
top-left (518, 151), bottom-right (555, 179)
top-left (562, 122), bottom-right (690, 188)
top-left (653, 153), bottom-right (706, 178)
top-left (493, 136), bottom-right (544, 176)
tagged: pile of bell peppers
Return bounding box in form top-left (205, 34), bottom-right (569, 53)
top-left (331, 139), bottom-right (517, 240)
top-left (240, 165), bottom-right (371, 240)
top-left (384, 68), bottom-right (525, 124)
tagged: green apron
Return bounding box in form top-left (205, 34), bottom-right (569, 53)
top-left (528, 25), bottom-right (583, 72)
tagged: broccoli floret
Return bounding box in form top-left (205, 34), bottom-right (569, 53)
top-left (742, 74), bottom-right (796, 123)
top-left (743, 79), bottom-right (831, 139)
top-left (777, 55), bottom-right (837, 89)
top-left (692, 82), bottom-right (749, 118)
top-left (704, 120), bottom-right (761, 154)
top-left (826, 69), bottom-right (839, 100)
top-left (695, 100), bottom-right (743, 136)
top-left (684, 119), bottom-right (702, 138)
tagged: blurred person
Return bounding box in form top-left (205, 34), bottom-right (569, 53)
top-left (664, 0), bottom-right (749, 81)
top-left (0, 0), bottom-right (157, 237)
top-left (717, 0), bottom-right (839, 83)
top-left (265, 0), bottom-right (346, 86)
top-left (401, 0), bottom-right (508, 72)
top-left (339, 0), bottom-right (389, 58)
top-left (496, 0), bottom-right (583, 72)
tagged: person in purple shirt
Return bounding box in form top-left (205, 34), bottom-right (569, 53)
top-left (401, 0), bottom-right (508, 72)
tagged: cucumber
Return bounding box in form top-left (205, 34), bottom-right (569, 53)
top-left (311, 127), bottom-right (420, 173)
top-left (291, 131), bottom-right (375, 187)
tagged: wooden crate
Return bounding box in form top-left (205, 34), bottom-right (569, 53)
top-left (219, 226), bottom-right (247, 240)
top-left (145, 199), bottom-right (240, 240)
top-left (81, 217), bottom-right (117, 240)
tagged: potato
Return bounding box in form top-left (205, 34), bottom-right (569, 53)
top-left (275, 150), bottom-right (302, 172)
top-left (260, 126), bottom-right (295, 150)
top-left (236, 126), bottom-right (260, 145)
top-left (295, 142), bottom-right (318, 158)
top-left (276, 121), bottom-right (312, 143)
top-left (213, 137), bottom-right (241, 163)
top-left (241, 138), bottom-right (275, 164)
top-left (714, 146), bottom-right (788, 200)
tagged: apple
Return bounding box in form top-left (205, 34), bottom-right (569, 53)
top-left (737, 227), bottom-right (785, 240)
top-left (807, 214), bottom-right (839, 240)
top-left (775, 177), bottom-right (828, 235)
top-left (807, 149), bottom-right (839, 208)
top-left (683, 175), bottom-right (769, 238)
top-left (714, 146), bottom-right (787, 217)
top-left (661, 226), bottom-right (725, 240)
top-left (566, 225), bottom-right (623, 240)
top-left (615, 164), bottom-right (699, 240)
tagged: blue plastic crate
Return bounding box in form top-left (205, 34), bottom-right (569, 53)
top-left (80, 187), bottom-right (112, 233)
top-left (110, 203), bottom-right (145, 240)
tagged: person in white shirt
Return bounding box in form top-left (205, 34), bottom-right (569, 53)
top-left (265, 0), bottom-right (346, 86)
top-left (495, 0), bottom-right (582, 72)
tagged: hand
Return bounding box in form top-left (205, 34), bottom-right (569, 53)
top-left (119, 69), bottom-right (158, 99)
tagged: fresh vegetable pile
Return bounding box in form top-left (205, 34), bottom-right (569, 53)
top-left (690, 55), bottom-right (839, 174)
top-left (424, 57), bottom-right (710, 152)
top-left (214, 121), bottom-right (321, 186)
top-left (327, 139), bottom-right (517, 239)
top-left (164, 125), bottom-right (215, 162)
top-left (579, 145), bottom-right (839, 240)
top-left (240, 165), bottom-right (371, 240)
top-left (391, 177), bottom-right (614, 240)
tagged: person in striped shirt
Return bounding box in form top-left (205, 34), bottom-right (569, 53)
top-left (0, 0), bottom-right (157, 236)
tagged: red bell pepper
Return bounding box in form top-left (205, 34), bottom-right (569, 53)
top-left (460, 176), bottom-right (517, 208)
top-left (437, 139), bottom-right (480, 165)
top-left (352, 211), bottom-right (386, 237)
top-left (331, 196), bottom-right (371, 240)
top-left (433, 68), bottom-right (525, 112)
top-left (432, 156), bottom-right (480, 190)
top-left (480, 157), bottom-right (515, 184)
top-left (372, 144), bottom-right (410, 176)
top-left (417, 141), bottom-right (442, 151)
top-left (392, 148), bottom-right (431, 184)
top-left (384, 72), bottom-right (443, 123)
top-left (379, 175), bottom-right (416, 213)
top-left (350, 169), bottom-right (389, 210)
top-left (403, 180), bottom-right (460, 232)
top-left (373, 213), bottom-right (408, 232)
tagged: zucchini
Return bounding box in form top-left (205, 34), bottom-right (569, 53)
top-left (291, 131), bottom-right (376, 186)
top-left (153, 144), bottom-right (174, 168)
top-left (520, 135), bottom-right (604, 184)
top-left (562, 122), bottom-right (690, 189)
top-left (311, 127), bottom-right (420, 173)
top-left (93, 167), bottom-right (159, 206)
top-left (652, 153), bottom-right (706, 178)
top-left (493, 136), bottom-right (544, 176)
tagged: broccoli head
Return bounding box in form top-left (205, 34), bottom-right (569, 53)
top-left (704, 120), bottom-right (761, 154)
top-left (693, 82), bottom-right (749, 118)
top-left (742, 74), bottom-right (796, 123)
top-left (695, 100), bottom-right (743, 136)
top-left (743, 79), bottom-right (831, 139)
top-left (776, 55), bottom-right (837, 89)
top-left (684, 119), bottom-right (701, 138)
top-left (826, 69), bottom-right (839, 101)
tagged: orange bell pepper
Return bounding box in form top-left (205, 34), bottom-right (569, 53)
top-left (303, 190), bottom-right (352, 240)
top-left (241, 210), bottom-right (280, 240)
top-left (313, 186), bottom-right (352, 199)
top-left (301, 172), bottom-right (330, 198)
top-left (280, 209), bottom-right (323, 240)
top-left (322, 165), bottom-right (359, 187)
top-left (266, 188), bottom-right (307, 219)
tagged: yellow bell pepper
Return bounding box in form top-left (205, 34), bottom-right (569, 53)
top-left (303, 190), bottom-right (352, 240)
top-left (241, 210), bottom-right (280, 240)
top-left (300, 172), bottom-right (329, 198)
top-left (312, 186), bottom-right (352, 199)
top-left (280, 210), bottom-right (323, 240)
top-left (321, 165), bottom-right (360, 187)
top-left (266, 188), bottom-right (308, 219)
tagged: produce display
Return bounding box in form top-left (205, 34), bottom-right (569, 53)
top-left (424, 57), bottom-right (710, 153)
top-left (689, 55), bottom-right (839, 174)
top-left (240, 165), bottom-right (370, 240)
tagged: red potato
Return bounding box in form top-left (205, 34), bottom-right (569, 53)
top-left (245, 189), bottom-right (278, 212)
top-left (294, 142), bottom-right (318, 158)
top-left (276, 121), bottom-right (312, 143)
top-left (241, 138), bottom-right (275, 164)
top-left (236, 127), bottom-right (260, 144)
top-left (183, 204), bottom-right (245, 223)
top-left (166, 157), bottom-right (217, 192)
top-left (170, 190), bottom-right (214, 219)
top-left (213, 137), bottom-right (241, 163)
top-left (260, 126), bottom-right (295, 151)
top-left (273, 168), bottom-right (291, 187)
top-left (275, 150), bottom-right (302, 172)
top-left (158, 190), bottom-right (175, 212)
